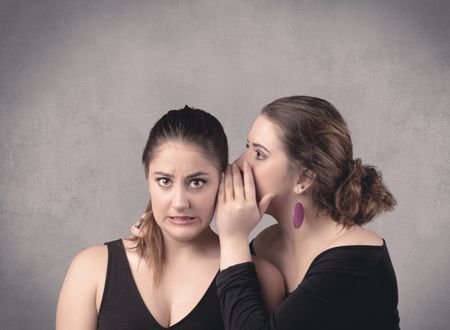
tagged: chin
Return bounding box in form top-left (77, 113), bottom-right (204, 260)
top-left (165, 225), bottom-right (209, 243)
top-left (166, 231), bottom-right (201, 243)
top-left (264, 195), bottom-right (282, 219)
top-left (264, 204), bottom-right (276, 218)
top-left (255, 184), bottom-right (272, 205)
top-left (255, 190), bottom-right (263, 204)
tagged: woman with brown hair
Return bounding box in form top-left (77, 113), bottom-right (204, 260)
top-left (56, 106), bottom-right (283, 330)
top-left (216, 96), bottom-right (400, 329)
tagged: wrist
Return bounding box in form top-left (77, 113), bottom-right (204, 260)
top-left (219, 236), bottom-right (251, 269)
top-left (219, 234), bottom-right (248, 245)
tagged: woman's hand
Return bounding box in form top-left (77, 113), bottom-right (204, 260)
top-left (130, 217), bottom-right (144, 238)
top-left (216, 161), bottom-right (274, 268)
top-left (216, 162), bottom-right (274, 239)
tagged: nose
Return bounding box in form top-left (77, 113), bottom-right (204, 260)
top-left (235, 149), bottom-right (250, 170)
top-left (172, 185), bottom-right (190, 210)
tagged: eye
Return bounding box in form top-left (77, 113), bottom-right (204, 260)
top-left (190, 178), bottom-right (207, 188)
top-left (156, 177), bottom-right (172, 187)
top-left (255, 149), bottom-right (266, 160)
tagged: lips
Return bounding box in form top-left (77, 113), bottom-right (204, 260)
top-left (171, 216), bottom-right (195, 220)
top-left (169, 216), bottom-right (197, 225)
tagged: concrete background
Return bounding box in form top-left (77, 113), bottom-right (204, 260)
top-left (1, 0), bottom-right (449, 329)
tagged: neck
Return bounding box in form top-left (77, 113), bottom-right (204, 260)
top-left (271, 200), bottom-right (348, 253)
top-left (162, 227), bottom-right (219, 261)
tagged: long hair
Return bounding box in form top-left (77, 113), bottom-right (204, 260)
top-left (131, 106), bottom-right (228, 285)
top-left (261, 96), bottom-right (396, 225)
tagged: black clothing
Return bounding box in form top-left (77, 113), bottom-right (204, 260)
top-left (249, 239), bottom-right (257, 256)
top-left (97, 240), bottom-right (224, 330)
top-left (217, 240), bottom-right (400, 330)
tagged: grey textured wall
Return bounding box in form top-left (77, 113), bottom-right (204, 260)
top-left (1, 0), bottom-right (449, 329)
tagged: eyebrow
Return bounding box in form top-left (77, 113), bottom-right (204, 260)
top-left (152, 171), bottom-right (210, 179)
top-left (247, 139), bottom-right (272, 154)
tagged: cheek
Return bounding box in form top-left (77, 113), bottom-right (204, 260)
top-left (194, 186), bottom-right (219, 220)
top-left (149, 187), bottom-right (169, 221)
top-left (252, 163), bottom-right (290, 200)
top-left (252, 166), bottom-right (271, 200)
top-left (150, 201), bottom-right (164, 223)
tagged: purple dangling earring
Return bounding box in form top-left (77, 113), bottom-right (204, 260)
top-left (292, 201), bottom-right (304, 229)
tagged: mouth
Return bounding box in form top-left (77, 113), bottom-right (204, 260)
top-left (169, 216), bottom-right (197, 225)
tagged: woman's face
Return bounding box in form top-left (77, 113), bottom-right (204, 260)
top-left (236, 115), bottom-right (295, 211)
top-left (148, 141), bottom-right (220, 243)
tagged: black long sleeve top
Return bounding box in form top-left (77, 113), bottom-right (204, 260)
top-left (216, 240), bottom-right (400, 330)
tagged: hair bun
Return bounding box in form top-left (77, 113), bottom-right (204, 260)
top-left (335, 158), bottom-right (396, 225)
top-left (348, 158), bottom-right (363, 180)
top-left (260, 95), bottom-right (396, 226)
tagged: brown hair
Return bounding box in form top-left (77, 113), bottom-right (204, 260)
top-left (132, 106), bottom-right (228, 285)
top-left (261, 96), bottom-right (396, 226)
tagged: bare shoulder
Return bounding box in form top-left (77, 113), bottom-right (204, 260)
top-left (253, 224), bottom-right (281, 258)
top-left (252, 255), bottom-right (285, 312)
top-left (252, 255), bottom-right (283, 284)
top-left (73, 244), bottom-right (108, 266)
top-left (60, 244), bottom-right (108, 297)
top-left (333, 226), bottom-right (383, 247)
top-left (68, 245), bottom-right (108, 282)
top-left (56, 245), bottom-right (108, 330)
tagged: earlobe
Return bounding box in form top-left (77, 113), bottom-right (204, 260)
top-left (295, 169), bottom-right (315, 193)
top-left (292, 171), bottom-right (315, 230)
top-left (294, 184), bottom-right (304, 195)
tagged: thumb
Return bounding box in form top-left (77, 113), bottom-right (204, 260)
top-left (258, 193), bottom-right (275, 216)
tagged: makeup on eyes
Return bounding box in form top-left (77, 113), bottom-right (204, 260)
top-left (245, 141), bottom-right (268, 160)
top-left (156, 177), bottom-right (172, 186)
top-left (189, 178), bottom-right (207, 188)
top-left (154, 174), bottom-right (208, 188)
top-left (255, 150), bottom-right (266, 160)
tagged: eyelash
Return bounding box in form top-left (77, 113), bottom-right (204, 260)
top-left (190, 178), bottom-right (207, 188)
top-left (245, 143), bottom-right (266, 160)
top-left (155, 177), bottom-right (207, 188)
top-left (156, 177), bottom-right (172, 187)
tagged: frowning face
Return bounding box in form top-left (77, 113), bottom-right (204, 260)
top-left (148, 141), bottom-right (221, 243)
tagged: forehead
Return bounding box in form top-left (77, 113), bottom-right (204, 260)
top-left (248, 115), bottom-right (284, 151)
top-left (149, 141), bottom-right (218, 174)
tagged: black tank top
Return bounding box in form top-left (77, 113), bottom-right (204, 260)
top-left (97, 240), bottom-right (224, 330)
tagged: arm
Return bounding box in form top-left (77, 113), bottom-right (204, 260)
top-left (216, 262), bottom-right (328, 330)
top-left (215, 162), bottom-right (279, 329)
top-left (216, 163), bottom-right (332, 329)
top-left (252, 256), bottom-right (285, 312)
top-left (56, 245), bottom-right (107, 330)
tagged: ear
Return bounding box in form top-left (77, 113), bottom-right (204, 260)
top-left (294, 169), bottom-right (316, 194)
